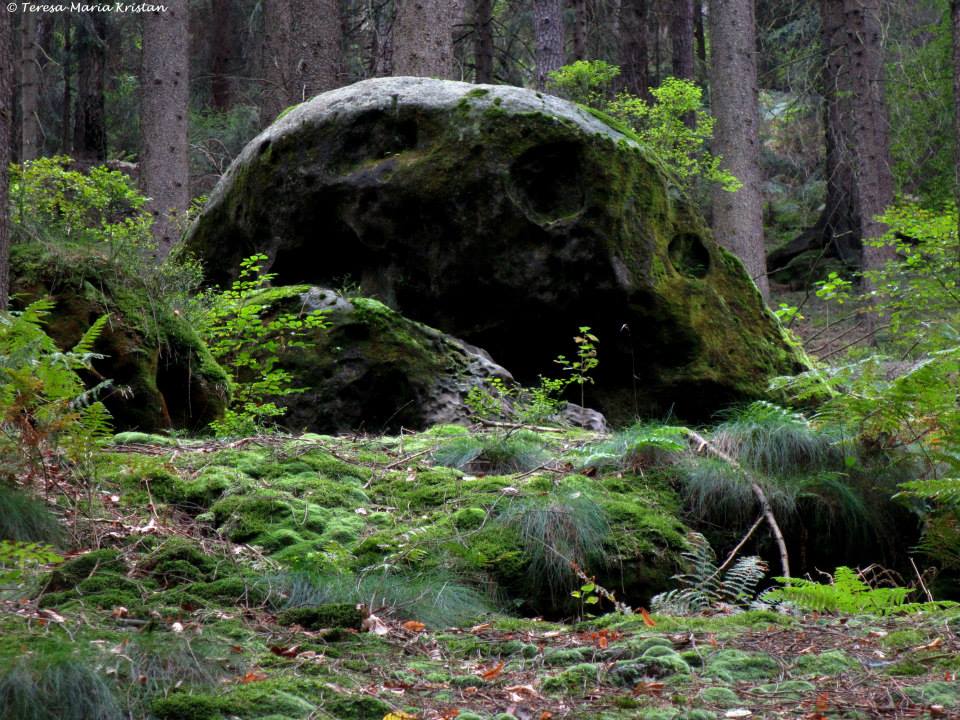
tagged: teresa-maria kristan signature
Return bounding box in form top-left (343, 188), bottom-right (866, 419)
top-left (8, 2), bottom-right (168, 12)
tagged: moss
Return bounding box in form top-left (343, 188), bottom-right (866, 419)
top-left (610, 652), bottom-right (690, 685)
top-left (142, 538), bottom-right (216, 585)
top-left (792, 649), bottom-right (858, 677)
top-left (76, 573), bottom-right (142, 596)
top-left (39, 588), bottom-right (140, 610)
top-left (880, 629), bottom-right (926, 650)
top-left (543, 647), bottom-right (592, 666)
top-left (884, 658), bottom-right (928, 677)
top-left (904, 681), bottom-right (960, 707)
top-left (187, 577), bottom-right (266, 605)
top-left (150, 692), bottom-right (224, 720)
top-left (276, 604), bottom-right (363, 630)
top-left (542, 662), bottom-right (602, 692)
top-left (450, 674), bottom-right (485, 688)
top-left (451, 507), bottom-right (487, 530)
top-left (220, 685), bottom-right (315, 718)
top-left (703, 649), bottom-right (779, 683)
top-left (46, 549), bottom-right (125, 591)
top-left (698, 686), bottom-right (740, 707)
top-left (456, 525), bottom-right (528, 586)
top-left (320, 694), bottom-right (393, 720)
top-left (211, 493), bottom-right (329, 542)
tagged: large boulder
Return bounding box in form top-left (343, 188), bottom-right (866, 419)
top-left (262, 287), bottom-right (529, 433)
top-left (10, 244), bottom-right (229, 432)
top-left (186, 77), bottom-right (806, 422)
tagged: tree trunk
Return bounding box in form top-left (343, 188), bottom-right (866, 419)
top-left (474, 0), bottom-right (494, 82)
top-left (694, 0), bottom-right (706, 85)
top-left (670, 0), bottom-right (695, 80)
top-left (533, 0), bottom-right (565, 89)
top-left (0, 8), bottom-right (12, 309)
top-left (953, 0), bottom-right (960, 245)
top-left (572, 0), bottom-right (587, 60)
top-left (291, 0), bottom-right (343, 98)
top-left (20, 11), bottom-right (41, 161)
top-left (840, 0), bottom-right (894, 280)
top-left (619, 0), bottom-right (650, 99)
top-left (73, 12), bottom-right (107, 162)
top-left (140, 0), bottom-right (190, 258)
top-left (61, 13), bottom-right (71, 154)
top-left (261, 0), bottom-right (294, 123)
top-left (709, 0), bottom-right (768, 300)
top-left (210, 0), bottom-right (233, 110)
top-left (393, 0), bottom-right (464, 78)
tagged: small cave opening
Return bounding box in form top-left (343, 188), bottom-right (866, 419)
top-left (668, 232), bottom-right (711, 279)
top-left (509, 141), bottom-right (586, 220)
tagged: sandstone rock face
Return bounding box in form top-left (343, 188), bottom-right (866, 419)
top-left (11, 245), bottom-right (229, 432)
top-left (186, 77), bottom-right (806, 421)
top-left (268, 288), bottom-right (515, 433)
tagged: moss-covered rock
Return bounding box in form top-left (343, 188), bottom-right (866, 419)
top-left (150, 692), bottom-right (224, 720)
top-left (10, 243), bottom-right (228, 431)
top-left (141, 538), bottom-right (217, 586)
top-left (185, 77), bottom-right (807, 423)
top-left (46, 549), bottom-right (126, 591)
top-left (703, 649), bottom-right (780, 683)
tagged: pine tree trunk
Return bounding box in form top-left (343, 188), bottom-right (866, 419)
top-left (291, 0), bottom-right (343, 98)
top-left (474, 0), bottom-right (494, 82)
top-left (393, 0), bottom-right (464, 78)
top-left (0, 8), bottom-right (11, 308)
top-left (709, 0), bottom-right (768, 300)
top-left (619, 0), bottom-right (650, 100)
top-left (140, 0), bottom-right (190, 258)
top-left (210, 0), bottom-right (233, 110)
top-left (953, 0), bottom-right (960, 244)
top-left (261, 0), bottom-right (294, 123)
top-left (572, 0), bottom-right (587, 60)
top-left (670, 0), bottom-right (695, 80)
top-left (20, 10), bottom-right (41, 161)
top-left (73, 12), bottom-right (107, 162)
top-left (533, 0), bottom-right (565, 89)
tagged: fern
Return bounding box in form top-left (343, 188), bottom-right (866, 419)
top-left (651, 533), bottom-right (767, 615)
top-left (579, 422), bottom-right (687, 472)
top-left (763, 566), bottom-right (955, 615)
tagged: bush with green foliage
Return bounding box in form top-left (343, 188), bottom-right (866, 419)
top-left (547, 61), bottom-right (739, 191)
top-left (195, 254), bottom-right (328, 436)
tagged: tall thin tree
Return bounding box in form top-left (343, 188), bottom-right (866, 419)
top-left (393, 0), bottom-right (465, 78)
top-left (709, 0), bottom-right (768, 299)
top-left (0, 8), bottom-right (12, 308)
top-left (261, 0), bottom-right (293, 123)
top-left (140, 1), bottom-right (190, 258)
top-left (73, 12), bottom-right (107, 162)
top-left (20, 11), bottom-right (41, 161)
top-left (620, 0), bottom-right (650, 99)
top-left (533, 0), bottom-right (565, 89)
top-left (474, 0), bottom-right (495, 82)
top-left (953, 0), bottom-right (960, 243)
top-left (291, 0), bottom-right (343, 97)
top-left (670, 0), bottom-right (695, 80)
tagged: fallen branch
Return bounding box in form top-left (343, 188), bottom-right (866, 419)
top-left (682, 429), bottom-right (790, 577)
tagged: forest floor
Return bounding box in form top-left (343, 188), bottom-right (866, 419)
top-left (4, 431), bottom-right (960, 720)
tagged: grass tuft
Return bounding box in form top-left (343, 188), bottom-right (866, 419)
top-left (0, 484), bottom-right (61, 543)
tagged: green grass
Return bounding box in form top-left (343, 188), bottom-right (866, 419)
top-left (0, 484), bottom-right (61, 544)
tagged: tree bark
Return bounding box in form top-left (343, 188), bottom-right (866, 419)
top-left (393, 0), bottom-right (464, 78)
top-left (571, 0), bottom-right (587, 60)
top-left (291, 0), bottom-right (343, 98)
top-left (619, 0), bottom-right (650, 99)
top-left (839, 0), bottom-right (894, 281)
top-left (261, 0), bottom-right (293, 123)
top-left (709, 0), bottom-right (769, 299)
top-left (670, 0), bottom-right (695, 80)
top-left (210, 0), bottom-right (233, 110)
top-left (140, 0), bottom-right (190, 258)
top-left (533, 0), bottom-right (565, 89)
top-left (73, 12), bottom-right (107, 162)
top-left (20, 10), bottom-right (41, 161)
top-left (953, 0), bottom-right (960, 245)
top-left (0, 7), bottom-right (12, 309)
top-left (473, 0), bottom-right (494, 82)
top-left (61, 13), bottom-right (72, 154)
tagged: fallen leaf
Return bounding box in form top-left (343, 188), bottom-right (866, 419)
top-left (469, 623), bottom-right (491, 633)
top-left (479, 661), bottom-right (505, 681)
top-left (383, 712), bottom-right (419, 720)
top-left (539, 712), bottom-right (552, 720)
top-left (402, 620), bottom-right (426, 633)
top-left (269, 645), bottom-right (302, 658)
top-left (815, 692), bottom-right (830, 712)
top-left (363, 613), bottom-right (390, 635)
top-left (355, 507), bottom-right (369, 515)
top-left (504, 684), bottom-right (539, 702)
top-left (633, 681), bottom-right (665, 696)
top-left (238, 671), bottom-right (268, 684)
top-left (37, 608), bottom-right (65, 624)
top-left (440, 710), bottom-right (460, 719)
top-left (914, 637), bottom-right (943, 651)
top-left (640, 608), bottom-right (656, 627)
top-left (111, 606), bottom-right (129, 619)
top-left (171, 622), bottom-right (184, 633)
top-left (724, 711), bottom-right (752, 718)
